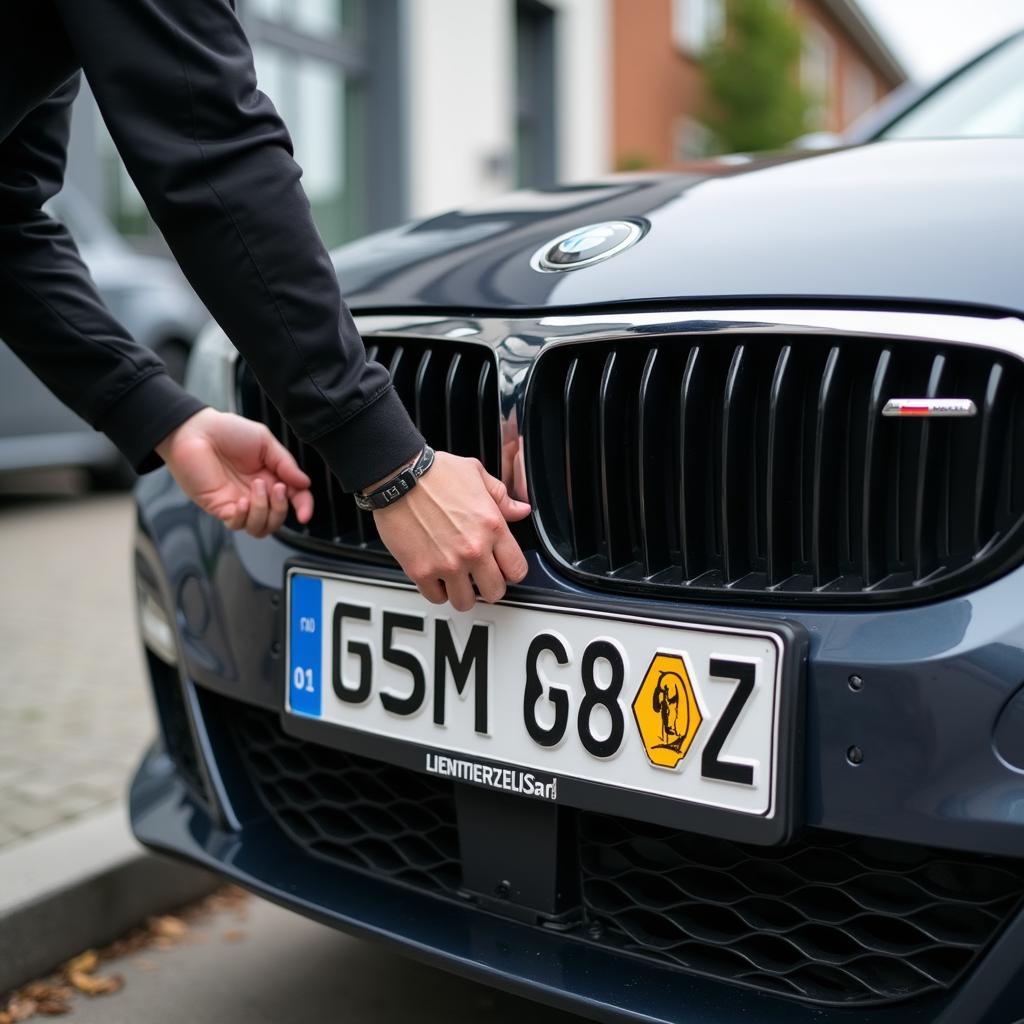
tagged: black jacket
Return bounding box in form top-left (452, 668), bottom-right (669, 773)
top-left (0, 1), bottom-right (423, 490)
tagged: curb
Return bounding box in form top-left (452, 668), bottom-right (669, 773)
top-left (0, 803), bottom-right (218, 994)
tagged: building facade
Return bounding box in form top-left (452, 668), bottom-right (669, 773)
top-left (63, 0), bottom-right (902, 258)
top-left (611, 0), bottom-right (907, 168)
top-left (65, 0), bottom-right (611, 254)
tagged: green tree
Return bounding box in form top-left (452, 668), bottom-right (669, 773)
top-left (701, 0), bottom-right (813, 154)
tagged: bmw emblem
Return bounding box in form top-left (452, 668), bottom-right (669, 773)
top-left (530, 220), bottom-right (645, 272)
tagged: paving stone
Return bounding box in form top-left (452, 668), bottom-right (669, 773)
top-left (0, 494), bottom-right (156, 851)
top-left (9, 777), bottom-right (70, 803)
top-left (2, 801), bottom-right (60, 837)
top-left (54, 791), bottom-right (108, 820)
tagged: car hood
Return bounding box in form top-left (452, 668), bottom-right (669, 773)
top-left (334, 139), bottom-right (1024, 318)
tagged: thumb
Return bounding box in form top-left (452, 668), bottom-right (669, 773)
top-left (481, 469), bottom-right (531, 523)
top-left (261, 429), bottom-right (312, 491)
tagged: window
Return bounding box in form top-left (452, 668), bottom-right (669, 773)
top-left (672, 0), bottom-right (725, 56)
top-left (248, 0), bottom-right (367, 247)
top-left (250, 46), bottom-right (357, 248)
top-left (801, 21), bottom-right (835, 129)
top-left (94, 0), bottom-right (381, 247)
top-left (882, 34), bottom-right (1024, 141)
top-left (248, 0), bottom-right (355, 37)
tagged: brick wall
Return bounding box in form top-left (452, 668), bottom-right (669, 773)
top-left (611, 0), bottom-right (899, 168)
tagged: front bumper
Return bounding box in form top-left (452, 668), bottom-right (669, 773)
top-left (131, 469), bottom-right (1024, 1023)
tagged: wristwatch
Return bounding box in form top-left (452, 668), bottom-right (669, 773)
top-left (354, 445), bottom-right (435, 511)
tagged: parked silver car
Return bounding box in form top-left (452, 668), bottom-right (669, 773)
top-left (0, 190), bottom-right (206, 486)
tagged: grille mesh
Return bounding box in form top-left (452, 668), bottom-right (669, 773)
top-left (215, 702), bottom-right (1024, 1007)
top-left (229, 704), bottom-right (461, 894)
top-left (579, 813), bottom-right (1024, 1006)
top-left (526, 335), bottom-right (1024, 604)
top-left (237, 336), bottom-right (500, 552)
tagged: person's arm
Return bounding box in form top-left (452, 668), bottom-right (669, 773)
top-left (0, 75), bottom-right (204, 473)
top-left (52, 0), bottom-right (421, 493)
top-left (53, 0), bottom-right (529, 604)
top-left (0, 72), bottom-right (312, 534)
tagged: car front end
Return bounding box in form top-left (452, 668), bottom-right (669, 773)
top-left (130, 140), bottom-right (1024, 1023)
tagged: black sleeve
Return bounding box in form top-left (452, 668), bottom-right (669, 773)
top-left (0, 73), bottom-right (205, 473)
top-left (52, 0), bottom-right (425, 492)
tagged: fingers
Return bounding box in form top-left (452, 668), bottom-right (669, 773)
top-left (222, 497), bottom-right (249, 532)
top-left (415, 577), bottom-right (447, 605)
top-left (477, 464), bottom-right (531, 523)
top-left (494, 525), bottom-right (529, 584)
top-left (260, 426), bottom-right (313, 525)
top-left (266, 482), bottom-right (289, 534)
top-left (245, 478), bottom-right (271, 537)
top-left (470, 555), bottom-right (507, 604)
top-left (261, 430), bottom-right (311, 491)
top-left (442, 574), bottom-right (477, 613)
top-left (289, 486), bottom-right (314, 524)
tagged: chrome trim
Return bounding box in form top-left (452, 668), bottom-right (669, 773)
top-left (354, 308), bottom-right (1024, 503)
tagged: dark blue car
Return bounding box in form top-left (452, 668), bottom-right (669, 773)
top-left (130, 34), bottom-right (1024, 1024)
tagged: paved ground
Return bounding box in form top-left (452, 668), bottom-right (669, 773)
top-left (0, 485), bottom-right (151, 850)
top-left (43, 893), bottom-right (594, 1024)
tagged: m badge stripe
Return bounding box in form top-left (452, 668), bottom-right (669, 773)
top-left (882, 398), bottom-right (977, 418)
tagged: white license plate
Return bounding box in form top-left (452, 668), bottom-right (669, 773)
top-left (286, 570), bottom-right (786, 820)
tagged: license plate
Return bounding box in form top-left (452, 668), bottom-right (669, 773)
top-left (285, 569), bottom-right (790, 826)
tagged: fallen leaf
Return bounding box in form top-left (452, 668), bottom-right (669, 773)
top-left (35, 999), bottom-right (71, 1017)
top-left (5, 997), bottom-right (37, 1022)
top-left (222, 929), bottom-right (246, 943)
top-left (148, 915), bottom-right (187, 940)
top-left (103, 930), bottom-right (149, 960)
top-left (0, 1010), bottom-right (13, 1024)
top-left (68, 971), bottom-right (123, 997)
top-left (65, 950), bottom-right (98, 975)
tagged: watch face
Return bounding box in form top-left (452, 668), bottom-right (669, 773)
top-left (531, 221), bottom-right (645, 272)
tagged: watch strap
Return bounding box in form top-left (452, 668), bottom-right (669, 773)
top-left (354, 445), bottom-right (435, 511)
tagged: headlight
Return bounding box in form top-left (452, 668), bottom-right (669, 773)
top-left (183, 322), bottom-right (238, 412)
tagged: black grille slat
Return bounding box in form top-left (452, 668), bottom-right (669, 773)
top-left (811, 347), bottom-right (843, 588)
top-left (476, 361), bottom-right (499, 472)
top-left (564, 357), bottom-right (599, 563)
top-left (598, 351), bottom-right (636, 573)
top-left (862, 349), bottom-right (893, 586)
top-left (414, 349), bottom-right (444, 443)
top-left (236, 338), bottom-right (500, 554)
top-left (528, 334), bottom-right (1024, 604)
top-left (638, 348), bottom-right (671, 576)
top-left (912, 354), bottom-right (949, 580)
top-left (678, 345), bottom-right (715, 581)
top-left (766, 346), bottom-right (799, 586)
top-left (975, 362), bottom-right (1008, 551)
top-left (721, 346), bottom-right (753, 583)
top-left (578, 812), bottom-right (1024, 1007)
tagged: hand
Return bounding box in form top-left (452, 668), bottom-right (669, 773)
top-left (373, 452), bottom-right (531, 610)
top-left (156, 409), bottom-right (314, 537)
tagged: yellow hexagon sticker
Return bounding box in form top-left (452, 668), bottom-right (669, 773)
top-left (632, 653), bottom-right (703, 769)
